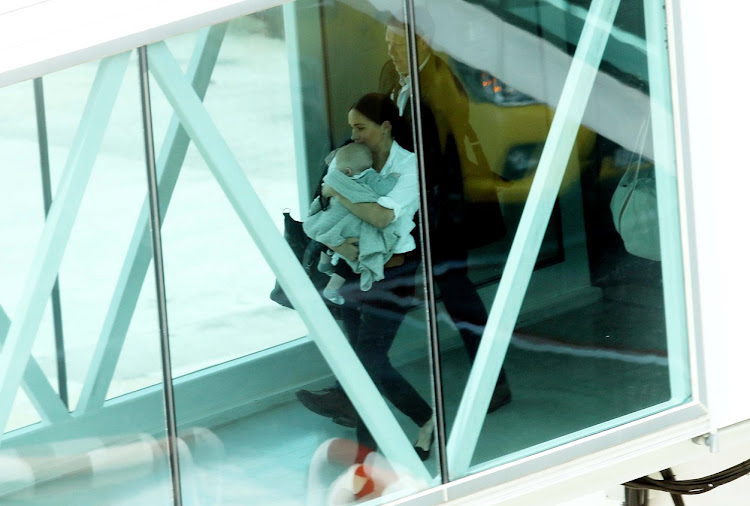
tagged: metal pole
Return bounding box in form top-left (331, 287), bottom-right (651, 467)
top-left (33, 77), bottom-right (69, 409)
top-left (137, 46), bottom-right (183, 506)
top-left (404, 0), bottom-right (448, 482)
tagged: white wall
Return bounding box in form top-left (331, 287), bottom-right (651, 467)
top-left (555, 438), bottom-right (750, 506)
top-left (0, 0), bottom-right (289, 87)
top-left (676, 0), bottom-right (750, 429)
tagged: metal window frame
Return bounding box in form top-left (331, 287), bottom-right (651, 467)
top-left (0, 0), bottom-right (709, 502)
top-left (0, 53), bottom-right (131, 440)
top-left (398, 0), bottom-right (709, 498)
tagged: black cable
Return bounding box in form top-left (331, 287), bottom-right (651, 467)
top-left (659, 468), bottom-right (685, 506)
top-left (624, 460), bottom-right (750, 496)
top-left (624, 487), bottom-right (648, 506)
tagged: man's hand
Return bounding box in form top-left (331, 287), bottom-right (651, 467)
top-left (328, 237), bottom-right (359, 262)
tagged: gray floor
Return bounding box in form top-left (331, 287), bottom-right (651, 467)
top-left (2, 286), bottom-right (673, 505)
top-left (192, 285), bottom-right (671, 504)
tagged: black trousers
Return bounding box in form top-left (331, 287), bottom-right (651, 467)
top-left (338, 257), bottom-right (433, 451)
top-left (432, 249), bottom-right (509, 387)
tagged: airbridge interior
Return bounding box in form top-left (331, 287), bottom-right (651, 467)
top-left (0, 0), bottom-right (694, 504)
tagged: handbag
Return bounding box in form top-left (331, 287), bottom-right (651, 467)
top-left (270, 148), bottom-right (351, 312)
top-left (269, 210), bottom-right (332, 310)
top-left (609, 120), bottom-right (661, 261)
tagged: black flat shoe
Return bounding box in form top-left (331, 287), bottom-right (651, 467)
top-left (414, 431), bottom-right (435, 461)
top-left (296, 387), bottom-right (357, 427)
top-left (331, 415), bottom-right (356, 428)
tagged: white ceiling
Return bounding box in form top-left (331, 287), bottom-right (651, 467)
top-left (0, 0), bottom-right (288, 87)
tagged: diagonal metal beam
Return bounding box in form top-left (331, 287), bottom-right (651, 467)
top-left (75, 25), bottom-right (227, 415)
top-left (0, 52), bottom-right (130, 442)
top-left (0, 306), bottom-right (69, 426)
top-left (0, 307), bottom-right (7, 340)
top-left (643, 0), bottom-right (690, 402)
top-left (147, 41), bottom-right (431, 481)
top-left (447, 0), bottom-right (622, 477)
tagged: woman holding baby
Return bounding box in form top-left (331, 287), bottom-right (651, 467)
top-left (296, 93), bottom-right (434, 461)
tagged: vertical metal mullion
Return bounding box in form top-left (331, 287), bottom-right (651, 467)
top-left (33, 77), bottom-right (69, 409)
top-left (644, 0), bottom-right (691, 403)
top-left (137, 46), bottom-right (183, 506)
top-left (403, 0), bottom-right (449, 484)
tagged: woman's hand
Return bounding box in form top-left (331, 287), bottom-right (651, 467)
top-left (331, 193), bottom-right (395, 229)
top-left (321, 183), bottom-right (338, 198)
top-left (328, 237), bottom-right (359, 262)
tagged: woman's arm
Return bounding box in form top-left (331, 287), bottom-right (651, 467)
top-left (327, 237), bottom-right (360, 261)
top-left (322, 184), bottom-right (395, 229)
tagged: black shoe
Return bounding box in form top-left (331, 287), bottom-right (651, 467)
top-left (487, 378), bottom-right (512, 414)
top-left (414, 431), bottom-right (435, 461)
top-left (296, 387), bottom-right (357, 426)
top-left (331, 415), bottom-right (357, 428)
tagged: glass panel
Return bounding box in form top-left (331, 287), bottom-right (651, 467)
top-left (149, 17), bottom-right (307, 376)
top-left (0, 54), bottom-right (172, 503)
top-left (151, 3), bottom-right (440, 502)
top-left (411, 0), bottom-right (691, 479)
top-left (0, 77), bottom-right (55, 432)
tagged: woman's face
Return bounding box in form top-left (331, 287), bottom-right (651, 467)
top-left (348, 108), bottom-right (389, 154)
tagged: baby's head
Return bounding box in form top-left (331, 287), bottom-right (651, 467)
top-left (332, 143), bottom-right (373, 177)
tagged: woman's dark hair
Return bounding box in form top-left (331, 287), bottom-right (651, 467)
top-left (351, 93), bottom-right (411, 148)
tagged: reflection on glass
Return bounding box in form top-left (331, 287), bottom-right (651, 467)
top-left (412, 0), bottom-right (690, 478)
top-left (151, 3), bottom-right (441, 503)
top-left (1, 78), bottom-right (54, 433)
top-left (0, 0), bottom-right (692, 501)
top-left (153, 16), bottom-right (307, 376)
top-left (290, 4), bottom-right (442, 493)
top-left (0, 54), bottom-right (171, 503)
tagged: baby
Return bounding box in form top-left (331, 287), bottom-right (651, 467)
top-left (318, 144), bottom-right (372, 304)
top-left (305, 143), bottom-right (400, 304)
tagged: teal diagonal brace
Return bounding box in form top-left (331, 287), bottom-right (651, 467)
top-left (0, 307), bottom-right (7, 338)
top-left (75, 25), bottom-right (227, 415)
top-left (147, 41), bottom-right (430, 481)
top-left (643, 0), bottom-right (691, 402)
top-left (0, 52), bottom-right (130, 441)
top-left (447, 0), bottom-right (621, 477)
top-left (0, 306), bottom-right (69, 425)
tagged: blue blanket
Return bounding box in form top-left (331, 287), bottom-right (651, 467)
top-left (303, 170), bottom-right (399, 291)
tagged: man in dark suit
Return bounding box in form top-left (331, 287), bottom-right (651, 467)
top-left (297, 15), bottom-right (512, 428)
top-left (379, 16), bottom-right (512, 412)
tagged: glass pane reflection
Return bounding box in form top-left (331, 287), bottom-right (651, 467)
top-left (0, 0), bottom-right (693, 502)
top-left (0, 54), bottom-right (172, 504)
top-left (153, 5), bottom-right (438, 503)
top-left (412, 0), bottom-right (690, 477)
